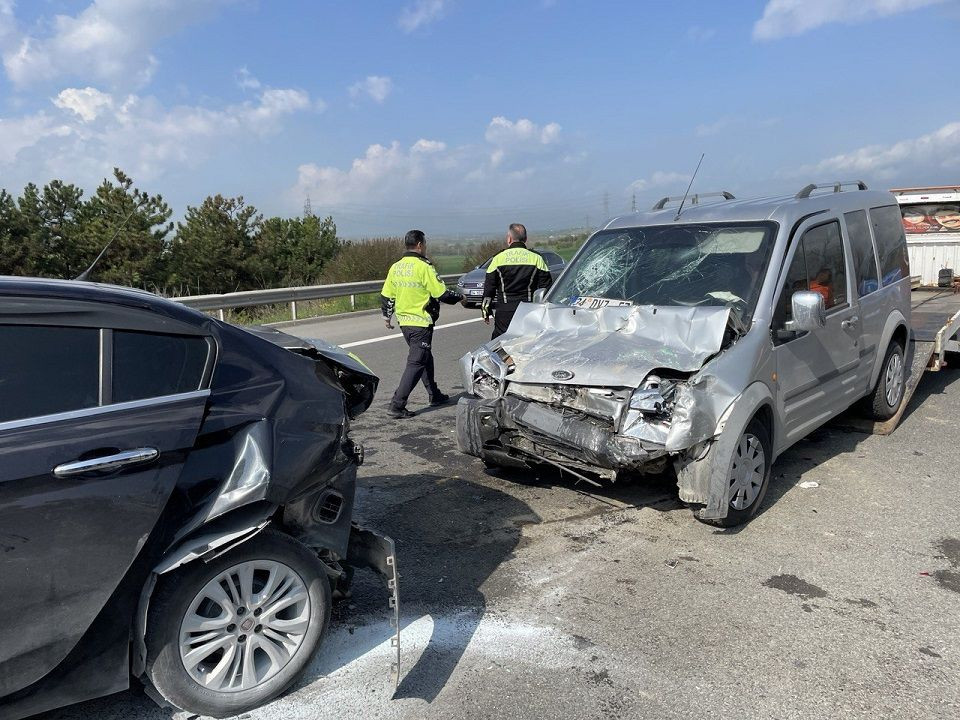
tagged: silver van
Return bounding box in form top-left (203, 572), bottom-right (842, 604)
top-left (457, 182), bottom-right (912, 526)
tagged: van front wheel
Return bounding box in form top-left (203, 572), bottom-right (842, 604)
top-left (865, 340), bottom-right (905, 421)
top-left (694, 416), bottom-right (772, 528)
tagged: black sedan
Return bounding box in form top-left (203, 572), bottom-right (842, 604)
top-left (0, 277), bottom-right (395, 719)
top-left (456, 250), bottom-right (565, 307)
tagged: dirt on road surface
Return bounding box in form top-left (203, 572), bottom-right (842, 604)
top-left (41, 309), bottom-right (960, 720)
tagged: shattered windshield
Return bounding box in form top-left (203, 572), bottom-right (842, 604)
top-left (549, 222), bottom-right (776, 323)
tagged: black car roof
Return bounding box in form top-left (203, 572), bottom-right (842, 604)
top-left (0, 276), bottom-right (211, 329)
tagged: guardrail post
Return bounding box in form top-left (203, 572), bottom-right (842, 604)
top-left (350, 294), bottom-right (356, 310)
top-left (290, 300), bottom-right (298, 320)
top-left (218, 309), bottom-right (225, 321)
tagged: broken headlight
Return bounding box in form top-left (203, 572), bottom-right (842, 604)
top-left (629, 375), bottom-right (676, 416)
top-left (470, 347), bottom-right (515, 399)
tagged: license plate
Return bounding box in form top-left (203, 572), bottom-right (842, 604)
top-left (469, 289), bottom-right (482, 295)
top-left (520, 403), bottom-right (563, 436)
top-left (571, 296), bottom-right (633, 309)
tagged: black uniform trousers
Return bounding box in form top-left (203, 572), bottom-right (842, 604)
top-left (391, 325), bottom-right (441, 409)
top-left (491, 301), bottom-right (520, 339)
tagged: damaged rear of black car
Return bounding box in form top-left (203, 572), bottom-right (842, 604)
top-left (0, 278), bottom-right (396, 719)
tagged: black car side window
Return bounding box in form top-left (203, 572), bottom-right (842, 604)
top-left (0, 325), bottom-right (99, 422)
top-left (112, 331), bottom-right (209, 403)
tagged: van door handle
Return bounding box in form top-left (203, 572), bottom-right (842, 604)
top-left (53, 448), bottom-right (159, 478)
top-left (841, 316), bottom-right (859, 330)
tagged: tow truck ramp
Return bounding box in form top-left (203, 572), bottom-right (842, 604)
top-left (838, 288), bottom-right (960, 435)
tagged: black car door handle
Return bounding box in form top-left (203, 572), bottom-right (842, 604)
top-left (53, 448), bottom-right (160, 478)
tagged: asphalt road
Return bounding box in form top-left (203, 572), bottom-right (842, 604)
top-left (42, 304), bottom-right (960, 720)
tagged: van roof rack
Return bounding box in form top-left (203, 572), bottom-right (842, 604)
top-left (652, 191), bottom-right (735, 211)
top-left (795, 180), bottom-right (868, 199)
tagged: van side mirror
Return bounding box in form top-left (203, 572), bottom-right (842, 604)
top-left (532, 288), bottom-right (547, 303)
top-left (785, 291), bottom-right (825, 332)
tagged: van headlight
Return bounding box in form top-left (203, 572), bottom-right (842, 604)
top-left (629, 375), bottom-right (676, 415)
top-left (468, 347), bottom-right (514, 398)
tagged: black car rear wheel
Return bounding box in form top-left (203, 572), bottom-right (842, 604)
top-left (145, 530), bottom-right (330, 718)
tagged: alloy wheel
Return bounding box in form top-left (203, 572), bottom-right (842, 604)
top-left (884, 351), bottom-right (904, 408)
top-left (728, 433), bottom-right (765, 511)
top-left (178, 560), bottom-right (311, 693)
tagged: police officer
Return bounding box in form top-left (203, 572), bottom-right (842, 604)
top-left (481, 223), bottom-right (553, 338)
top-left (380, 230), bottom-right (464, 418)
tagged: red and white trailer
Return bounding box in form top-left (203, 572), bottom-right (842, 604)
top-left (891, 185), bottom-right (960, 286)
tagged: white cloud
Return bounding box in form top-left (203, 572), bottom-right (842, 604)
top-left (411, 138), bottom-right (447, 153)
top-left (753, 0), bottom-right (946, 41)
top-left (53, 87), bottom-right (114, 122)
top-left (628, 171), bottom-right (689, 192)
top-left (2, 0), bottom-right (239, 88)
top-left (0, 114), bottom-right (71, 165)
top-left (235, 66), bottom-right (261, 91)
top-left (799, 121), bottom-right (960, 180)
top-left (0, 85), bottom-right (315, 187)
top-left (293, 116), bottom-right (569, 211)
top-left (484, 116), bottom-right (562, 147)
top-left (348, 75), bottom-right (393, 104)
top-left (398, 0), bottom-right (449, 32)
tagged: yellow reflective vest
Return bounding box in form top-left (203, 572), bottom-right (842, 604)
top-left (380, 253), bottom-right (450, 327)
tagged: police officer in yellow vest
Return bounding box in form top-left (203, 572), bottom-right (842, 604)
top-left (482, 223), bottom-right (553, 338)
top-left (380, 230), bottom-right (465, 418)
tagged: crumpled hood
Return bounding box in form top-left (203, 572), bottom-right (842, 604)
top-left (494, 302), bottom-right (731, 388)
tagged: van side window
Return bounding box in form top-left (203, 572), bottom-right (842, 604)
top-left (773, 241), bottom-right (808, 329)
top-left (844, 210), bottom-right (879, 297)
top-left (870, 205), bottom-right (910, 286)
top-left (0, 325), bottom-right (99, 422)
top-left (800, 221), bottom-right (847, 310)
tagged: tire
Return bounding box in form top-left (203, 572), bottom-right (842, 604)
top-left (696, 416), bottom-right (772, 528)
top-left (864, 340), bottom-right (905, 421)
top-left (145, 530), bottom-right (331, 718)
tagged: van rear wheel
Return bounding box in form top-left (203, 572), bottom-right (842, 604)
top-left (865, 340), bottom-right (905, 421)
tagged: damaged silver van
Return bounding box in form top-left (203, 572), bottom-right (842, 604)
top-left (458, 183), bottom-right (912, 526)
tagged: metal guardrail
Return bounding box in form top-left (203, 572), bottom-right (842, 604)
top-left (173, 273), bottom-right (462, 320)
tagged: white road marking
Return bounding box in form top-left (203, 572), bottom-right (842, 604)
top-left (340, 317), bottom-right (484, 348)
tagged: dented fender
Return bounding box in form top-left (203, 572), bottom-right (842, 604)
top-left (673, 381), bottom-right (775, 520)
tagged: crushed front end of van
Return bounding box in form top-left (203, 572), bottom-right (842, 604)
top-left (457, 301), bottom-right (746, 514)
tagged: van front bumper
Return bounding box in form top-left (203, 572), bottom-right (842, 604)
top-left (457, 396), bottom-right (668, 475)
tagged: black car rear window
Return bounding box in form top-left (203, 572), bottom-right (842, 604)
top-left (0, 325), bottom-right (99, 422)
top-left (112, 331), bottom-right (209, 403)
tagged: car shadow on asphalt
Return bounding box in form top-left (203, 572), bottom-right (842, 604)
top-left (287, 469), bottom-right (539, 704)
top-left (406, 391), bottom-right (469, 418)
top-left (722, 424), bottom-right (872, 534)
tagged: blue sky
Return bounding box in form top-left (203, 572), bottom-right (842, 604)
top-left (1, 0), bottom-right (959, 236)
